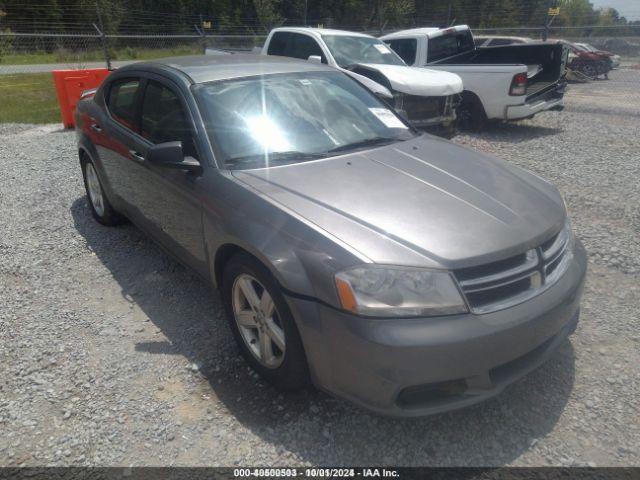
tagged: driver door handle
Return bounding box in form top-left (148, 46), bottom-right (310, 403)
top-left (90, 123), bottom-right (102, 132)
top-left (129, 150), bottom-right (145, 163)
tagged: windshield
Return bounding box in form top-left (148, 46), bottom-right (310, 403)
top-left (428, 30), bottom-right (475, 62)
top-left (193, 71), bottom-right (415, 170)
top-left (322, 34), bottom-right (406, 67)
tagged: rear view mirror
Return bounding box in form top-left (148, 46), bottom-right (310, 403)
top-left (307, 55), bottom-right (322, 64)
top-left (147, 141), bottom-right (201, 173)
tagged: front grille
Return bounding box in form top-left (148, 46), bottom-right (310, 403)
top-left (395, 94), bottom-right (444, 119)
top-left (394, 94), bottom-right (458, 124)
top-left (454, 225), bottom-right (572, 314)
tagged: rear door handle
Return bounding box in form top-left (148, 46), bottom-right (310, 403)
top-left (129, 150), bottom-right (145, 163)
top-left (90, 123), bottom-right (102, 132)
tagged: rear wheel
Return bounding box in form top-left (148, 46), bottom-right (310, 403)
top-left (222, 253), bottom-right (310, 390)
top-left (81, 157), bottom-right (125, 226)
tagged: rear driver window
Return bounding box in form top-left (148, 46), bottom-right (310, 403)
top-left (108, 79), bottom-right (140, 131)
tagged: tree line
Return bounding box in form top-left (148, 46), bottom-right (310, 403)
top-left (0, 0), bottom-right (637, 35)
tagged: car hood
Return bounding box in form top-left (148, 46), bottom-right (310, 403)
top-left (357, 64), bottom-right (463, 96)
top-left (232, 135), bottom-right (565, 269)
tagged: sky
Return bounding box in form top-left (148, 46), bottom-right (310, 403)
top-left (590, 0), bottom-right (640, 21)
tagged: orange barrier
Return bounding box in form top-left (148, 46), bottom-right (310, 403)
top-left (52, 68), bottom-right (111, 129)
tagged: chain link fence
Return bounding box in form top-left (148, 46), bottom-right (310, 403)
top-left (0, 26), bottom-right (638, 123)
top-left (2, 27), bottom-right (638, 71)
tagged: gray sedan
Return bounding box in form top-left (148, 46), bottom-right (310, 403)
top-left (75, 55), bottom-right (586, 416)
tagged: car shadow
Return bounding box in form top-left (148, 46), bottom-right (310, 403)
top-left (71, 196), bottom-right (576, 466)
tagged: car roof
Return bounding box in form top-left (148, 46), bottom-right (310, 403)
top-left (381, 25), bottom-right (470, 40)
top-left (118, 54), bottom-right (334, 84)
top-left (271, 27), bottom-right (373, 38)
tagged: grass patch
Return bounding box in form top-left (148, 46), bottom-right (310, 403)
top-left (0, 45), bottom-right (203, 65)
top-left (0, 73), bottom-right (60, 124)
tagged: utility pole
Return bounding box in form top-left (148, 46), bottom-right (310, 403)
top-left (446, 1), bottom-right (452, 26)
top-left (199, 14), bottom-right (207, 53)
top-left (95, 1), bottom-right (111, 70)
top-left (303, 0), bottom-right (308, 26)
top-left (543, 1), bottom-right (559, 41)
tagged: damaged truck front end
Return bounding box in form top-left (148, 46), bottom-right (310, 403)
top-left (394, 92), bottom-right (459, 136)
top-left (347, 63), bottom-right (462, 138)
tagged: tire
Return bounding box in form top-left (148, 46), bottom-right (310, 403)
top-left (222, 253), bottom-right (310, 390)
top-left (81, 157), bottom-right (125, 226)
top-left (579, 63), bottom-right (597, 80)
top-left (441, 123), bottom-right (457, 139)
top-left (456, 94), bottom-right (487, 132)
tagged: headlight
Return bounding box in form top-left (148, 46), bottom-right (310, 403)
top-left (334, 265), bottom-right (468, 317)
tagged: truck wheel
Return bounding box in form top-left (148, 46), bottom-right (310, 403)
top-left (457, 94), bottom-right (486, 132)
top-left (222, 253), bottom-right (311, 391)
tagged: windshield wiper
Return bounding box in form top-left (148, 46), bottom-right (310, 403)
top-left (225, 138), bottom-right (399, 168)
top-left (326, 136), bottom-right (398, 154)
top-left (225, 150), bottom-right (328, 167)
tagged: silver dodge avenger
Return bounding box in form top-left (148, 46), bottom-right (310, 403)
top-left (76, 55), bottom-right (587, 416)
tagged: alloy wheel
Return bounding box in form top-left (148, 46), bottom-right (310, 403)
top-left (232, 274), bottom-right (286, 368)
top-left (85, 163), bottom-right (105, 217)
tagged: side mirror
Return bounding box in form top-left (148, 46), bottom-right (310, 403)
top-left (146, 141), bottom-right (201, 173)
top-left (307, 55), bottom-right (322, 64)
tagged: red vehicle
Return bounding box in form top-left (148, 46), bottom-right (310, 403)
top-left (554, 39), bottom-right (612, 79)
top-left (575, 42), bottom-right (620, 69)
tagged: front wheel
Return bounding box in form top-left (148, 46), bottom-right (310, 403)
top-left (456, 95), bottom-right (487, 132)
top-left (579, 63), bottom-right (597, 79)
top-left (222, 253), bottom-right (310, 390)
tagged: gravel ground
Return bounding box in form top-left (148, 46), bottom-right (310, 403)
top-left (1, 70), bottom-right (639, 467)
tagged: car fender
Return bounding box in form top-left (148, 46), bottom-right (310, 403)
top-left (201, 172), bottom-right (363, 308)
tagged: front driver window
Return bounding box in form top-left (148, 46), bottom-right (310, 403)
top-left (387, 38), bottom-right (417, 65)
top-left (108, 78), bottom-right (140, 131)
top-left (140, 80), bottom-right (197, 158)
top-left (288, 33), bottom-right (326, 63)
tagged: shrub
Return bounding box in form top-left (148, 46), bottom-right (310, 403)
top-left (124, 46), bottom-right (138, 59)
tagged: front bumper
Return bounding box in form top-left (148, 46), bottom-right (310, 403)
top-left (394, 93), bottom-right (458, 131)
top-left (286, 240), bottom-right (587, 417)
top-left (505, 83), bottom-right (566, 120)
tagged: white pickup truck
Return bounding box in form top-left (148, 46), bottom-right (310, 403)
top-left (261, 27), bottom-right (463, 136)
top-left (381, 26), bottom-right (568, 129)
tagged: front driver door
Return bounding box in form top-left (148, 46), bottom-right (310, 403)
top-left (128, 77), bottom-right (207, 275)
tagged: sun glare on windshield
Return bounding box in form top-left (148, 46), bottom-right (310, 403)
top-left (245, 115), bottom-right (292, 153)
